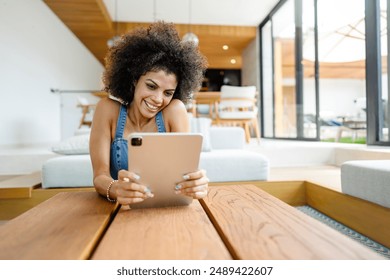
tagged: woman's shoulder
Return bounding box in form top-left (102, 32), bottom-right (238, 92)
top-left (162, 99), bottom-right (190, 132)
top-left (164, 98), bottom-right (187, 113)
top-left (94, 97), bottom-right (123, 120)
top-left (96, 97), bottom-right (122, 110)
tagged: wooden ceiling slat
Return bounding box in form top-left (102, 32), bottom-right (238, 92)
top-left (43, 1), bottom-right (256, 69)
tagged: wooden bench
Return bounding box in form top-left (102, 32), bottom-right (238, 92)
top-left (201, 184), bottom-right (385, 259)
top-left (215, 180), bottom-right (390, 251)
top-left (92, 201), bottom-right (232, 260)
top-left (0, 192), bottom-right (118, 259)
top-left (0, 184), bottom-right (384, 260)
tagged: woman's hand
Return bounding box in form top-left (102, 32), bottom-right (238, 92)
top-left (113, 170), bottom-right (154, 205)
top-left (174, 169), bottom-right (209, 199)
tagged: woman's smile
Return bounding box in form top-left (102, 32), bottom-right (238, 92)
top-left (144, 100), bottom-right (159, 112)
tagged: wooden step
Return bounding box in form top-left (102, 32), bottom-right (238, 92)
top-left (0, 171), bottom-right (42, 199)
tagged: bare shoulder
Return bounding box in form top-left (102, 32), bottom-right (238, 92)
top-left (91, 97), bottom-right (122, 135)
top-left (96, 97), bottom-right (120, 111)
top-left (163, 99), bottom-right (190, 132)
top-left (94, 97), bottom-right (121, 119)
top-left (163, 99), bottom-right (188, 118)
top-left (166, 99), bottom-right (187, 111)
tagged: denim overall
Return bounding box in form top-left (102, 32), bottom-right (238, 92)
top-left (110, 104), bottom-right (166, 179)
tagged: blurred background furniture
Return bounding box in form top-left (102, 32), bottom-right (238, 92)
top-left (192, 91), bottom-right (221, 118)
top-left (77, 96), bottom-right (96, 128)
top-left (215, 85), bottom-right (260, 142)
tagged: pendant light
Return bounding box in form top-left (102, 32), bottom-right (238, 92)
top-left (107, 0), bottom-right (120, 48)
top-left (182, 0), bottom-right (199, 46)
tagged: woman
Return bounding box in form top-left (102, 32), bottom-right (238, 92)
top-left (90, 21), bottom-right (209, 206)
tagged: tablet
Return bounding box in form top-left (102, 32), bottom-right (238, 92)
top-left (127, 132), bottom-right (203, 209)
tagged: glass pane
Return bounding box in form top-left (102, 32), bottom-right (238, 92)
top-left (302, 0), bottom-right (317, 138)
top-left (272, 0), bottom-right (296, 138)
top-left (381, 0), bottom-right (389, 141)
top-left (316, 0), bottom-right (366, 144)
top-left (261, 21), bottom-right (274, 138)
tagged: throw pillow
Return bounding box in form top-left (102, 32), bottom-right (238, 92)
top-left (52, 134), bottom-right (90, 155)
top-left (189, 117), bottom-right (212, 152)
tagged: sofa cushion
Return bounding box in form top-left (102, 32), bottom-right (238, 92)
top-left (51, 134), bottom-right (90, 155)
top-left (341, 160), bottom-right (390, 208)
top-left (189, 117), bottom-right (212, 152)
top-left (41, 155), bottom-right (93, 188)
top-left (209, 127), bottom-right (245, 149)
top-left (200, 150), bottom-right (269, 182)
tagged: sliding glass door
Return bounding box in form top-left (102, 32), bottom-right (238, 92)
top-left (260, 0), bottom-right (390, 146)
top-left (260, 0), bottom-right (318, 140)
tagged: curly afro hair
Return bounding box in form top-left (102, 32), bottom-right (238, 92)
top-left (102, 21), bottom-right (208, 105)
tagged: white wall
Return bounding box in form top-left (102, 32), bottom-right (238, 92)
top-left (0, 0), bottom-right (104, 146)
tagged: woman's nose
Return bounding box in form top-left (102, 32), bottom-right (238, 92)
top-left (150, 92), bottom-right (163, 103)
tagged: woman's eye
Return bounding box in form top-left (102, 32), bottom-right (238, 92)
top-left (146, 84), bottom-right (156, 90)
top-left (165, 91), bottom-right (174, 97)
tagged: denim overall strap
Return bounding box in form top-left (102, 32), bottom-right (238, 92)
top-left (115, 104), bottom-right (128, 138)
top-left (110, 104), bottom-right (128, 179)
top-left (155, 111), bottom-right (166, 132)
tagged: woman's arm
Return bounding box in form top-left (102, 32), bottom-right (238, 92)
top-left (89, 99), bottom-right (153, 204)
top-left (89, 98), bottom-right (118, 197)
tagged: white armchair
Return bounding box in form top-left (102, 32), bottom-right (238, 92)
top-left (215, 85), bottom-right (260, 142)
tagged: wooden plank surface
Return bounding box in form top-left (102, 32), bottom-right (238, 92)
top-left (305, 182), bottom-right (390, 249)
top-left (211, 181), bottom-right (307, 206)
top-left (0, 192), bottom-right (119, 259)
top-left (201, 184), bottom-right (384, 260)
top-left (92, 200), bottom-right (232, 260)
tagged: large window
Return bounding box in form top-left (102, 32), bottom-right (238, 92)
top-left (260, 0), bottom-right (390, 146)
top-left (260, 0), bottom-right (318, 140)
top-left (366, 0), bottom-right (390, 145)
top-left (261, 21), bottom-right (274, 138)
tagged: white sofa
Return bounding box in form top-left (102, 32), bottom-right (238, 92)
top-left (42, 125), bottom-right (269, 188)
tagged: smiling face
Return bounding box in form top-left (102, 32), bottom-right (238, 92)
top-left (132, 70), bottom-right (178, 119)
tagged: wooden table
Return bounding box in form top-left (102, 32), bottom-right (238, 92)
top-left (0, 184), bottom-right (384, 260)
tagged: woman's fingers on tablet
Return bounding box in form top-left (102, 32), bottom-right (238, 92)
top-left (180, 185), bottom-right (208, 199)
top-left (118, 170), bottom-right (141, 181)
top-left (175, 169), bottom-right (209, 199)
top-left (115, 176), bottom-right (154, 205)
top-left (182, 169), bottom-right (206, 180)
top-left (116, 186), bottom-right (154, 205)
top-left (176, 176), bottom-right (209, 190)
top-left (175, 182), bottom-right (208, 198)
top-left (117, 197), bottom-right (145, 205)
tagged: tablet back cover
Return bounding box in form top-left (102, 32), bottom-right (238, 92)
top-left (128, 133), bottom-right (203, 209)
